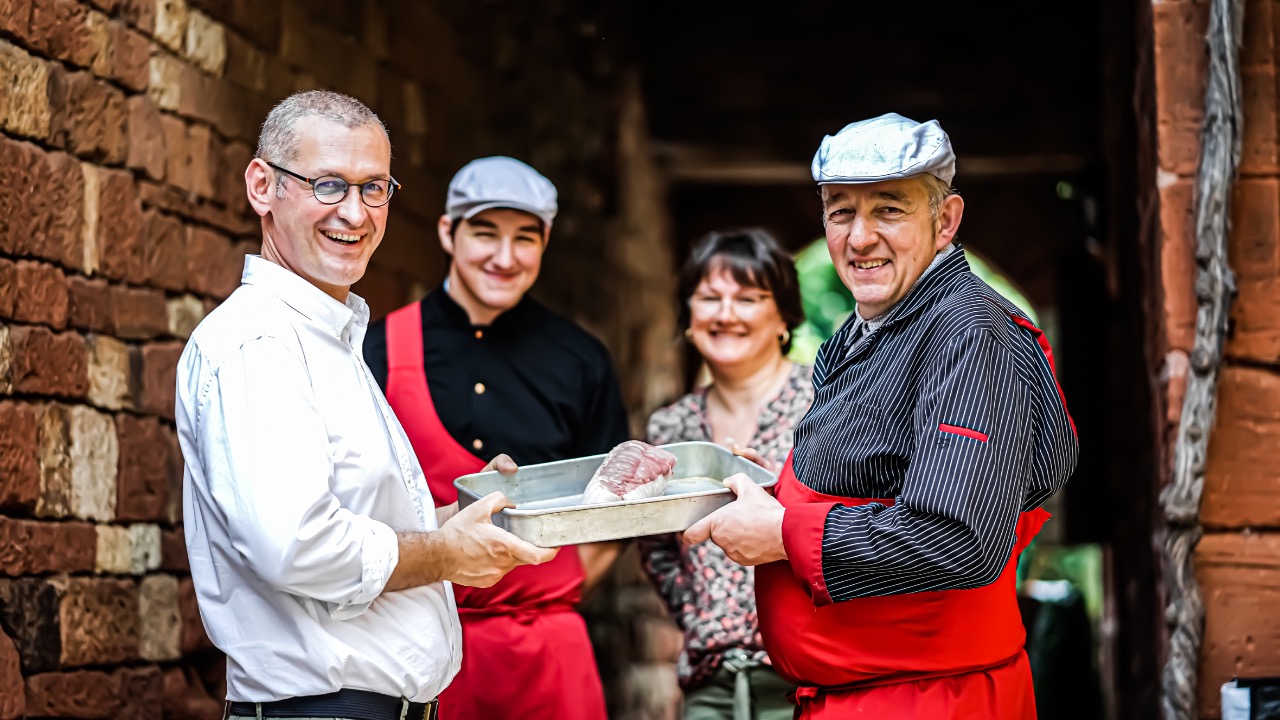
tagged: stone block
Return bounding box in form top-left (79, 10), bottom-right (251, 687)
top-left (26, 0), bottom-right (104, 69)
top-left (127, 95), bottom-right (168, 182)
top-left (95, 523), bottom-right (161, 575)
top-left (121, 0), bottom-right (156, 35)
top-left (0, 579), bottom-right (61, 673)
top-left (164, 427), bottom-right (182, 524)
top-left (186, 226), bottom-right (242, 297)
top-left (94, 524), bottom-right (132, 574)
top-left (187, 122), bottom-right (218, 200)
top-left (96, 167), bottom-right (147, 284)
top-left (0, 517), bottom-right (97, 575)
top-left (148, 51), bottom-right (186, 112)
top-left (159, 527), bottom-right (188, 572)
top-left (66, 276), bottom-right (115, 334)
top-left (138, 574), bottom-right (180, 661)
top-left (160, 112), bottom-right (193, 191)
top-left (178, 576), bottom-right (212, 653)
top-left (1152, 0), bottom-right (1209, 176)
top-left (34, 403), bottom-right (72, 518)
top-left (80, 162), bottom-right (101, 277)
top-left (1158, 178), bottom-right (1195, 352)
top-left (116, 414), bottom-right (172, 522)
top-left (167, 295), bottom-right (205, 339)
top-left (9, 327), bottom-right (89, 400)
top-left (47, 67), bottom-right (128, 164)
top-left (140, 342), bottom-right (183, 420)
top-left (111, 285), bottom-right (168, 340)
top-left (0, 261), bottom-right (14, 318)
top-left (23, 665), bottom-right (162, 719)
top-left (1204, 367), bottom-right (1280, 527)
top-left (52, 576), bottom-right (139, 666)
top-left (1196, 531), bottom-right (1280, 717)
top-left (118, 665), bottom-right (165, 720)
top-left (0, 41), bottom-right (52, 141)
top-left (68, 405), bottom-right (118, 522)
top-left (162, 664), bottom-right (222, 720)
top-left (1229, 277), bottom-right (1280, 363)
top-left (0, 325), bottom-right (9, 395)
top-left (223, 28), bottom-right (265, 91)
top-left (0, 136), bottom-right (85, 270)
top-left (221, 140), bottom-right (253, 212)
top-left (185, 9), bottom-right (225, 75)
top-left (155, 0), bottom-right (189, 53)
top-left (143, 210), bottom-right (189, 291)
top-left (93, 18), bottom-right (150, 92)
top-left (0, 624), bottom-right (22, 719)
top-left (88, 335), bottom-right (134, 411)
top-left (11, 261), bottom-right (68, 330)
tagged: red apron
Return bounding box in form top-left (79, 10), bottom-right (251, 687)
top-left (755, 454), bottom-right (1048, 719)
top-left (385, 303), bottom-right (606, 720)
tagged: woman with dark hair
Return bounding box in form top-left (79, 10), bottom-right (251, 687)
top-left (642, 228), bottom-right (812, 720)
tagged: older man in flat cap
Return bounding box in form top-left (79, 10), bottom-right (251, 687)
top-left (685, 113), bottom-right (1079, 718)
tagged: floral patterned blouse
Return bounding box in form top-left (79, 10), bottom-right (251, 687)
top-left (640, 362), bottom-right (814, 689)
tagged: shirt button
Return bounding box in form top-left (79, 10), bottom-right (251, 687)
top-left (472, 438), bottom-right (484, 451)
top-left (474, 382), bottom-right (486, 395)
top-left (474, 330), bottom-right (484, 339)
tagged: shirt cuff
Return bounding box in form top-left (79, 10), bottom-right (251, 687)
top-left (781, 502), bottom-right (837, 607)
top-left (329, 517), bottom-right (399, 620)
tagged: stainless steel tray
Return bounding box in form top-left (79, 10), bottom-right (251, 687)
top-left (453, 441), bottom-right (777, 547)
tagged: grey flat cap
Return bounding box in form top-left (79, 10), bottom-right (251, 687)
top-left (446, 156), bottom-right (558, 226)
top-left (811, 113), bottom-right (955, 186)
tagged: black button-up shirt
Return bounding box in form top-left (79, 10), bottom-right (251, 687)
top-left (794, 247), bottom-right (1079, 602)
top-left (364, 288), bottom-right (631, 465)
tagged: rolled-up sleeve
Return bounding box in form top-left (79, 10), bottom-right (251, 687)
top-left (191, 337), bottom-right (398, 613)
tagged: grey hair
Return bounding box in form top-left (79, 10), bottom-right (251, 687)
top-left (919, 173), bottom-right (956, 221)
top-left (256, 90), bottom-right (388, 171)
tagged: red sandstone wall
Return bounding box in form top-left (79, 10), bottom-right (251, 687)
top-left (0, 1), bottom-right (680, 717)
top-left (1152, 1), bottom-right (1280, 717)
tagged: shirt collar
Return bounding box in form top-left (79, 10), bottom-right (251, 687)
top-left (240, 255), bottom-right (369, 343)
top-left (864, 242), bottom-right (967, 329)
top-left (432, 281), bottom-right (531, 330)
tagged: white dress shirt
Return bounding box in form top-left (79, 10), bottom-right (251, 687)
top-left (177, 255), bottom-right (461, 703)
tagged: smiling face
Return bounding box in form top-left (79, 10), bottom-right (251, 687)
top-left (820, 176), bottom-right (964, 319)
top-left (687, 265), bottom-right (788, 372)
top-left (439, 207), bottom-right (548, 325)
top-left (247, 116), bottom-right (392, 302)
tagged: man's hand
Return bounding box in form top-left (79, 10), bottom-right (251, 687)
top-left (435, 453), bottom-right (520, 526)
top-left (482, 453), bottom-right (519, 475)
top-left (683, 473), bottom-right (787, 566)
top-left (731, 444), bottom-right (780, 474)
top-left (431, 491), bottom-right (558, 588)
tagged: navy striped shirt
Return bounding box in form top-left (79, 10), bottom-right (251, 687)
top-left (792, 246), bottom-right (1078, 602)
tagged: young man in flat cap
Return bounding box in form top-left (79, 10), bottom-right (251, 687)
top-left (364, 156), bottom-right (629, 720)
top-left (685, 113), bottom-right (1079, 718)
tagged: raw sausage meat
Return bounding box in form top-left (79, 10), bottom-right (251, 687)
top-left (581, 440), bottom-right (677, 504)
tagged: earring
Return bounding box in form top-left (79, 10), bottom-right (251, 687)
top-left (685, 328), bottom-right (694, 340)
top-left (779, 329), bottom-right (791, 346)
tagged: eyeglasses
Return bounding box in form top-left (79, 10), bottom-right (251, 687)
top-left (267, 162), bottom-right (400, 207)
top-left (688, 292), bottom-right (775, 318)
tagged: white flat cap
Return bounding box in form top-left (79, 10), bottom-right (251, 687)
top-left (446, 156), bottom-right (558, 227)
top-left (811, 113), bottom-right (955, 186)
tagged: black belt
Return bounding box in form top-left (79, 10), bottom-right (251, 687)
top-left (227, 689), bottom-right (438, 720)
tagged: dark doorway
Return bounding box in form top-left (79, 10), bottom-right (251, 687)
top-left (636, 2), bottom-right (1161, 718)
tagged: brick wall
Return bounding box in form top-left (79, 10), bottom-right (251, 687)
top-left (0, 0), bottom-right (682, 717)
top-left (1151, 1), bottom-right (1280, 717)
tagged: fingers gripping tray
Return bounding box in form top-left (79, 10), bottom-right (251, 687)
top-left (453, 442), bottom-right (778, 547)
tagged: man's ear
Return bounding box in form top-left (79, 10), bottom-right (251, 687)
top-left (437, 215), bottom-right (455, 255)
top-left (245, 159), bottom-right (276, 218)
top-left (935, 194), bottom-right (965, 249)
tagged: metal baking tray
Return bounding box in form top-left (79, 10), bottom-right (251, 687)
top-left (453, 441), bottom-right (777, 547)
